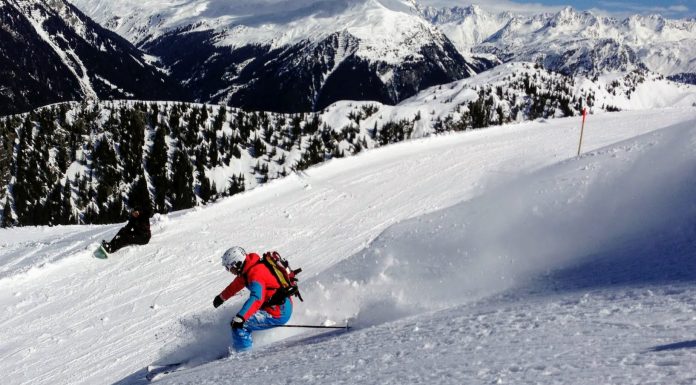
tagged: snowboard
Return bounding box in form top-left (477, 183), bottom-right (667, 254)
top-left (93, 244), bottom-right (109, 259)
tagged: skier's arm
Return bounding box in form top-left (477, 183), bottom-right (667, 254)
top-left (219, 276), bottom-right (245, 301)
top-left (237, 280), bottom-right (265, 320)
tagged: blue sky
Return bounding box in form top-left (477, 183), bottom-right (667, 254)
top-left (418, 0), bottom-right (694, 18)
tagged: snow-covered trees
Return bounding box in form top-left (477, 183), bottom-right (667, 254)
top-left (0, 64), bottom-right (627, 227)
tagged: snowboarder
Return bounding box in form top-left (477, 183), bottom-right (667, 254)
top-left (213, 246), bottom-right (293, 352)
top-left (102, 206), bottom-right (151, 254)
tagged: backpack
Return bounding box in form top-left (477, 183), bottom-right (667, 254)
top-left (261, 251), bottom-right (303, 306)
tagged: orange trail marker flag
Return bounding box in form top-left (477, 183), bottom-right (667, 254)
top-left (577, 107), bottom-right (587, 157)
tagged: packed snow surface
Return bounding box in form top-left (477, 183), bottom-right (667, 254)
top-left (1, 108), bottom-right (696, 384)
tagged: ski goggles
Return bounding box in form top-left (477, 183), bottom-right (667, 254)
top-left (226, 261), bottom-right (243, 275)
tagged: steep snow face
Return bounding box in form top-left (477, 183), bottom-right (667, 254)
top-left (420, 5), bottom-right (511, 51)
top-left (207, 0), bottom-right (443, 64)
top-left (0, 0), bottom-right (185, 115)
top-left (68, 0), bottom-right (432, 56)
top-left (1, 108), bottom-right (696, 385)
top-left (14, 0), bottom-right (97, 99)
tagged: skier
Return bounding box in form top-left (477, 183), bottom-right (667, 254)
top-left (213, 246), bottom-right (293, 352)
top-left (102, 206), bottom-right (151, 254)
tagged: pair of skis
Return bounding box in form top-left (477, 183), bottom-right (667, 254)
top-left (145, 362), bottom-right (187, 381)
top-left (145, 354), bottom-right (225, 381)
top-left (145, 323), bottom-right (351, 381)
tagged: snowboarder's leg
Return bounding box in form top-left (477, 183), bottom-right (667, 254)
top-left (133, 233), bottom-right (151, 245)
top-left (106, 229), bottom-right (149, 253)
top-left (231, 298), bottom-right (292, 351)
top-left (106, 233), bottom-right (128, 253)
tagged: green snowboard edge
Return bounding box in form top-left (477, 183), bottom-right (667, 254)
top-left (93, 245), bottom-right (109, 259)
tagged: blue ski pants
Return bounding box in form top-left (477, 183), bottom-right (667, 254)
top-left (231, 298), bottom-right (292, 352)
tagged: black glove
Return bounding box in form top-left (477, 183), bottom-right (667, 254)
top-left (213, 295), bottom-right (224, 308)
top-left (231, 315), bottom-right (245, 329)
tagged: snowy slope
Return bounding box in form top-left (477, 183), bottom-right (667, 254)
top-left (1, 108), bottom-right (696, 384)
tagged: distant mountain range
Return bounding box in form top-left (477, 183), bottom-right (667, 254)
top-left (423, 5), bottom-right (696, 79)
top-left (71, 0), bottom-right (696, 79)
top-left (1, 0), bottom-right (695, 116)
top-left (69, 0), bottom-right (495, 112)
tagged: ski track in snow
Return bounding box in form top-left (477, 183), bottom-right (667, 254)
top-left (1, 108), bottom-right (696, 384)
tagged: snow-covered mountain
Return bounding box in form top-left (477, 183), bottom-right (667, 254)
top-left (67, 0), bottom-right (495, 112)
top-left (1, 106), bottom-right (695, 384)
top-left (0, 0), bottom-right (186, 115)
top-left (62, 0), bottom-right (696, 113)
top-left (423, 5), bottom-right (696, 80)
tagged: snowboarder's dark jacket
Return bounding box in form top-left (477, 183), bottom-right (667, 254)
top-left (124, 209), bottom-right (151, 237)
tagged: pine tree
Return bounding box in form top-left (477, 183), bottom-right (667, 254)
top-left (147, 127), bottom-right (169, 213)
top-left (107, 194), bottom-right (125, 223)
top-left (12, 127), bottom-right (28, 220)
top-left (227, 174), bottom-right (245, 196)
top-left (296, 136), bottom-right (325, 170)
top-left (129, 174), bottom-right (153, 214)
top-left (208, 134), bottom-right (219, 166)
top-left (120, 108), bottom-right (147, 181)
top-left (184, 108), bottom-right (199, 150)
top-left (198, 169), bottom-right (212, 203)
top-left (1, 196), bottom-right (13, 227)
top-left (46, 182), bottom-right (63, 226)
top-left (56, 141), bottom-right (69, 174)
top-left (0, 119), bottom-right (17, 185)
top-left (93, 138), bottom-right (119, 212)
top-left (169, 149), bottom-right (196, 210)
top-left (61, 177), bottom-right (74, 224)
top-left (212, 106), bottom-right (226, 131)
top-left (210, 181), bottom-right (217, 202)
top-left (149, 103), bottom-right (160, 128)
top-left (231, 143), bottom-right (241, 159)
top-left (251, 135), bottom-right (265, 158)
top-left (83, 203), bottom-right (98, 225)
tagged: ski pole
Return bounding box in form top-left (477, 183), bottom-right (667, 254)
top-left (261, 324), bottom-right (351, 329)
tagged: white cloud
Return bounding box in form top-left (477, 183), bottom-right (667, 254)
top-left (416, 0), bottom-right (691, 18)
top-left (598, 1), bottom-right (691, 17)
top-left (415, 0), bottom-right (564, 15)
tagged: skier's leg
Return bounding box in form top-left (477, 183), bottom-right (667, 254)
top-left (230, 325), bottom-right (253, 352)
top-left (231, 299), bottom-right (293, 351)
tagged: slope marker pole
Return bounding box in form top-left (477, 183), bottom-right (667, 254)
top-left (577, 107), bottom-right (588, 157)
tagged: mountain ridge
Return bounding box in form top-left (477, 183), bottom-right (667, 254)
top-left (0, 0), bottom-right (186, 115)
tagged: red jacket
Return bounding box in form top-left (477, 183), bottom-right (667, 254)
top-left (219, 253), bottom-right (286, 320)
